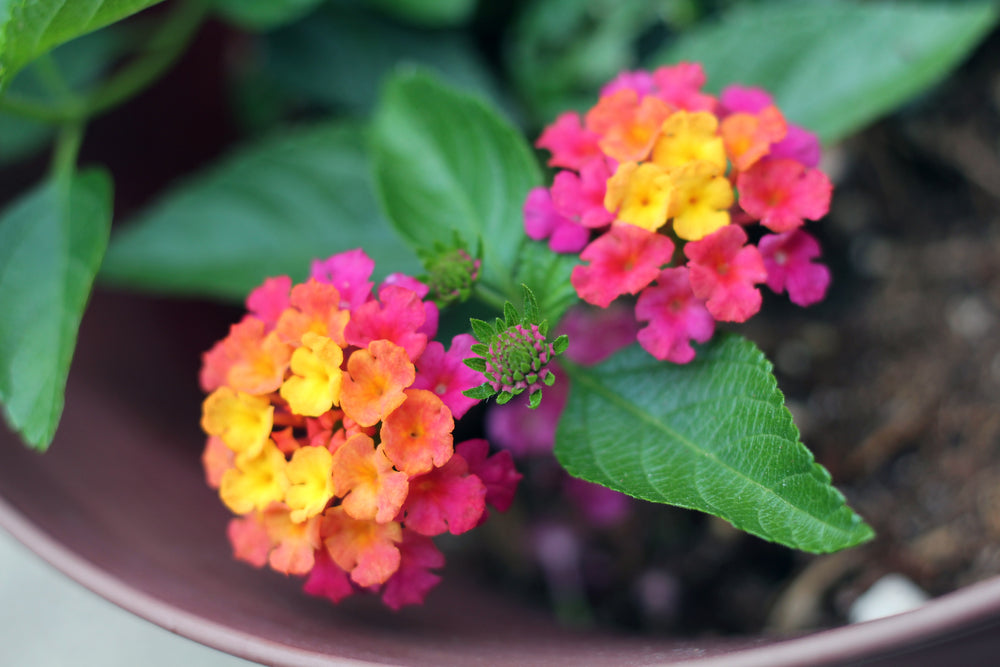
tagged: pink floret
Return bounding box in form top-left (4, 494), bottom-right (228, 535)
top-left (558, 302), bottom-right (639, 366)
top-left (551, 159), bottom-right (615, 229)
top-left (302, 549), bottom-right (355, 604)
top-left (246, 276), bottom-right (291, 329)
top-left (759, 230), bottom-right (831, 306)
top-left (635, 267), bottom-right (715, 363)
top-left (311, 248), bottom-right (375, 310)
top-left (456, 439), bottom-right (522, 513)
top-left (412, 334), bottom-right (482, 419)
top-left (344, 284), bottom-right (427, 360)
top-left (719, 85), bottom-right (773, 115)
top-left (737, 158), bottom-right (832, 232)
top-left (685, 225), bottom-right (767, 322)
top-left (380, 532), bottom-right (444, 610)
top-left (770, 125), bottom-right (822, 168)
top-left (524, 187), bottom-right (590, 254)
top-left (600, 69), bottom-right (655, 98)
top-left (651, 62), bottom-right (716, 112)
top-left (571, 224), bottom-right (675, 308)
top-left (535, 112), bottom-right (602, 171)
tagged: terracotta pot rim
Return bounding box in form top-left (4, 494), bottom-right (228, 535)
top-left (5, 487), bottom-right (1000, 666)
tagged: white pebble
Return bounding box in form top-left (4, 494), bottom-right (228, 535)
top-left (848, 573), bottom-right (929, 623)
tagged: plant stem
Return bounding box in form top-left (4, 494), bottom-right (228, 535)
top-left (0, 0), bottom-right (208, 124)
top-left (52, 121), bottom-right (84, 180)
top-left (473, 282), bottom-right (509, 312)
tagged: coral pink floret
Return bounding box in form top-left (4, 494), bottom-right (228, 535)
top-left (302, 548), bottom-right (355, 604)
top-left (737, 158), bottom-right (832, 232)
top-left (551, 159), bottom-right (615, 229)
top-left (456, 439), bottom-right (522, 513)
top-left (344, 284), bottom-right (428, 361)
top-left (399, 453), bottom-right (486, 536)
top-left (635, 267), bottom-right (715, 363)
top-left (535, 111), bottom-right (602, 171)
top-left (524, 187), bottom-right (590, 254)
top-left (685, 225), bottom-right (767, 322)
top-left (310, 248), bottom-right (375, 310)
top-left (246, 276), bottom-right (291, 329)
top-left (571, 224), bottom-right (675, 307)
top-left (380, 532), bottom-right (445, 610)
top-left (411, 334), bottom-right (482, 419)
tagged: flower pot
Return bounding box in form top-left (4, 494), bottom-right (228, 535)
top-left (2, 288), bottom-right (1000, 666)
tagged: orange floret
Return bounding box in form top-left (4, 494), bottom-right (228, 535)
top-left (219, 439), bottom-right (289, 515)
top-left (200, 317), bottom-right (291, 394)
top-left (262, 509), bottom-right (322, 575)
top-left (279, 332), bottom-right (344, 417)
top-left (340, 339), bottom-right (415, 428)
top-left (275, 279), bottom-right (350, 347)
top-left (651, 110), bottom-right (727, 173)
top-left (330, 433), bottom-right (409, 524)
top-left (321, 507), bottom-right (402, 587)
top-left (587, 89), bottom-right (674, 163)
top-left (380, 389), bottom-right (454, 476)
top-left (285, 445), bottom-right (336, 523)
top-left (721, 105), bottom-right (787, 172)
top-left (201, 387), bottom-right (274, 461)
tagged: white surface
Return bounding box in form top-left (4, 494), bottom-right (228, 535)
top-left (0, 527), bottom-right (259, 667)
top-left (849, 573), bottom-right (930, 623)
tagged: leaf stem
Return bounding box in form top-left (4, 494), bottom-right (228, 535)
top-left (473, 282), bottom-right (508, 312)
top-left (52, 121), bottom-right (84, 180)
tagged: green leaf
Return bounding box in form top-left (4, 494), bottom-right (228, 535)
top-left (100, 122), bottom-right (420, 300)
top-left (508, 0), bottom-right (668, 123)
top-left (371, 70), bottom-right (542, 301)
top-left (650, 1), bottom-right (998, 144)
top-left (365, 0), bottom-right (476, 27)
top-left (469, 319), bottom-right (495, 343)
top-left (556, 336), bottom-right (874, 553)
top-left (462, 383), bottom-right (494, 400)
top-left (0, 169), bottom-right (112, 450)
top-left (263, 3), bottom-right (504, 115)
top-left (463, 356), bottom-right (486, 373)
top-left (211, 0), bottom-right (323, 29)
top-left (0, 0), bottom-right (164, 88)
top-left (513, 239), bottom-right (580, 325)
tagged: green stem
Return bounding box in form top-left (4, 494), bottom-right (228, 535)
top-left (86, 0), bottom-right (208, 117)
top-left (473, 282), bottom-right (508, 312)
top-left (51, 121), bottom-right (84, 179)
top-left (0, 0), bottom-right (208, 124)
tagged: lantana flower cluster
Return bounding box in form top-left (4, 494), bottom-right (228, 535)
top-left (199, 249), bottom-right (520, 609)
top-left (525, 63), bottom-right (833, 363)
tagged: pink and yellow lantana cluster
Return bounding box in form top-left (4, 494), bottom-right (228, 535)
top-left (199, 249), bottom-right (520, 609)
top-left (525, 63), bottom-right (833, 363)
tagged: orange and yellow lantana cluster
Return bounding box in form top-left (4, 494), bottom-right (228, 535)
top-left (199, 249), bottom-right (520, 609)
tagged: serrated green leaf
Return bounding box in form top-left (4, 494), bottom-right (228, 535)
top-left (552, 334), bottom-right (569, 355)
top-left (211, 0), bottom-right (323, 29)
top-left (100, 122), bottom-right (419, 300)
top-left (463, 356), bottom-right (487, 372)
top-left (469, 342), bottom-right (489, 357)
top-left (650, 1), bottom-right (998, 144)
top-left (503, 301), bottom-right (518, 327)
top-left (462, 383), bottom-right (494, 400)
top-left (264, 3), bottom-right (502, 113)
top-left (469, 319), bottom-right (495, 343)
top-left (371, 70), bottom-right (542, 302)
top-left (0, 0), bottom-right (163, 88)
top-left (557, 336), bottom-right (874, 553)
top-left (0, 169), bottom-right (112, 449)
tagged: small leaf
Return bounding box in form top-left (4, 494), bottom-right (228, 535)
top-left (211, 0), bottom-right (323, 29)
top-left (0, 169), bottom-right (112, 449)
top-left (100, 122), bottom-right (419, 300)
top-left (469, 319), bottom-right (495, 343)
top-left (463, 357), bottom-right (487, 372)
top-left (495, 391), bottom-right (513, 405)
top-left (557, 336), bottom-right (874, 553)
top-left (462, 383), bottom-right (494, 400)
top-left (528, 390), bottom-right (542, 409)
top-left (0, 0), bottom-right (163, 88)
top-left (503, 301), bottom-right (519, 327)
top-left (552, 334), bottom-right (569, 355)
top-left (469, 343), bottom-right (489, 358)
top-left (650, 1), bottom-right (998, 144)
top-left (521, 284), bottom-right (540, 323)
top-left (371, 69), bottom-right (542, 302)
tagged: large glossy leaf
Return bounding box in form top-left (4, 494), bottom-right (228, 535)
top-left (0, 0), bottom-right (163, 88)
top-left (371, 70), bottom-right (541, 303)
top-left (211, 0), bottom-right (323, 29)
top-left (0, 169), bottom-right (112, 450)
top-left (100, 122), bottom-right (420, 299)
top-left (263, 3), bottom-right (503, 116)
top-left (651, 1), bottom-right (998, 144)
top-left (556, 336), bottom-right (874, 553)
